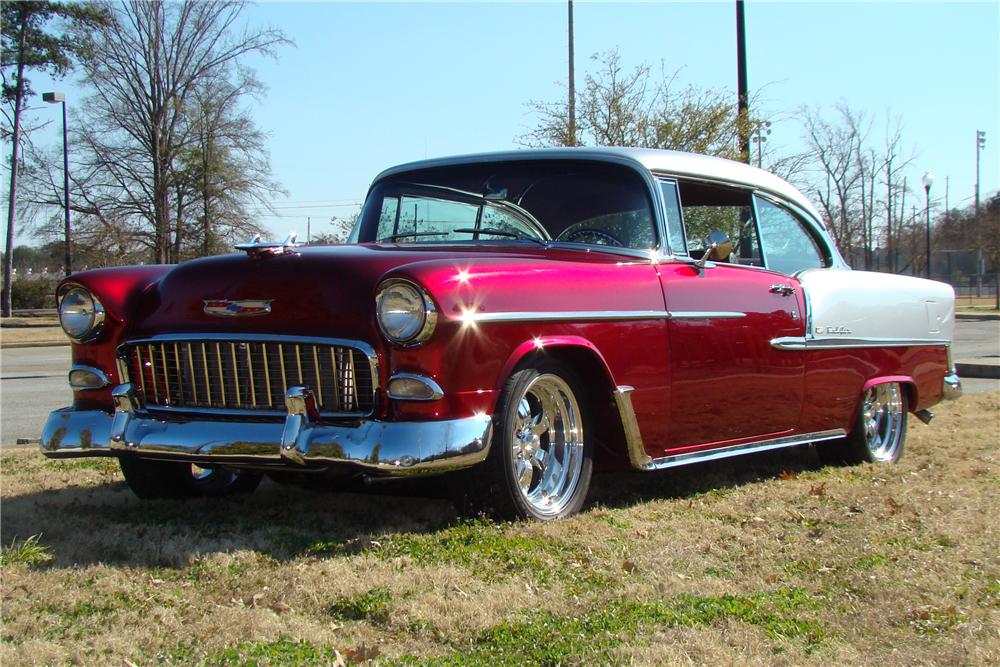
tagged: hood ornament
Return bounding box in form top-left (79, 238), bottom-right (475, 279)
top-left (234, 231), bottom-right (302, 257)
top-left (204, 299), bottom-right (273, 317)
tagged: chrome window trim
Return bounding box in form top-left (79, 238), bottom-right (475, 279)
top-left (751, 191), bottom-right (840, 271)
top-left (771, 336), bottom-right (951, 351)
top-left (387, 373), bottom-right (445, 401)
top-left (68, 365), bottom-right (112, 390)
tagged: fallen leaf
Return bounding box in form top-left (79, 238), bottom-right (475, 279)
top-left (780, 470), bottom-right (798, 481)
top-left (622, 561), bottom-right (638, 574)
top-left (344, 643), bottom-right (381, 663)
top-left (808, 482), bottom-right (826, 497)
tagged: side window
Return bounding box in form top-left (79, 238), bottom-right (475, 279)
top-left (659, 180), bottom-right (686, 255)
top-left (677, 181), bottom-right (763, 267)
top-left (754, 196), bottom-right (826, 275)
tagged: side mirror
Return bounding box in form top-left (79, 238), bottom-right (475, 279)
top-left (696, 231), bottom-right (734, 268)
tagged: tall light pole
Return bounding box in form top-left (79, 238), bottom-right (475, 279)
top-left (976, 130), bottom-right (986, 296)
top-left (922, 171), bottom-right (934, 279)
top-left (43, 92), bottom-right (71, 275)
top-left (736, 1), bottom-right (750, 163)
top-left (567, 1), bottom-right (576, 146)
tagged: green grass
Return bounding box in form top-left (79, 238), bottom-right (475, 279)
top-left (158, 637), bottom-right (343, 666)
top-left (0, 534), bottom-right (52, 567)
top-left (390, 588), bottom-right (827, 665)
top-left (327, 587), bottom-right (393, 624)
top-left (307, 518), bottom-right (583, 584)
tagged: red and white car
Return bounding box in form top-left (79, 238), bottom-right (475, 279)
top-left (43, 148), bottom-right (962, 520)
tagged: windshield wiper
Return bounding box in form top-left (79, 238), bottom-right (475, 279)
top-left (451, 228), bottom-right (549, 247)
top-left (381, 231), bottom-right (448, 241)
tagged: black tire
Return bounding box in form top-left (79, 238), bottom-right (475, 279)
top-left (461, 359), bottom-right (594, 521)
top-left (118, 457), bottom-right (262, 499)
top-left (818, 382), bottom-right (909, 466)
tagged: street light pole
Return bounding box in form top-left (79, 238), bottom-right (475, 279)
top-left (922, 171), bottom-right (933, 279)
top-left (975, 130), bottom-right (986, 297)
top-left (43, 92), bottom-right (71, 275)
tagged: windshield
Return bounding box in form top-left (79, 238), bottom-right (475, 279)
top-left (356, 160), bottom-right (659, 251)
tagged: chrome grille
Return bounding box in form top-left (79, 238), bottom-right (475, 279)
top-left (120, 337), bottom-right (375, 416)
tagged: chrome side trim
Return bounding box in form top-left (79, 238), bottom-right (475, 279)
top-left (771, 336), bottom-right (951, 351)
top-left (388, 373), bottom-right (445, 401)
top-left (639, 429), bottom-right (847, 471)
top-left (458, 310), bottom-right (671, 323)
top-left (612, 386), bottom-right (650, 468)
top-left (455, 309), bottom-right (746, 324)
top-left (68, 365), bottom-right (112, 390)
top-left (668, 311), bottom-right (746, 319)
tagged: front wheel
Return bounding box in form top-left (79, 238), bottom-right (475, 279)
top-left (818, 382), bottom-right (908, 465)
top-left (465, 360), bottom-right (593, 521)
top-left (119, 457), bottom-right (262, 499)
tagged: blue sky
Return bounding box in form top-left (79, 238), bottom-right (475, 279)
top-left (14, 1), bottom-right (1000, 244)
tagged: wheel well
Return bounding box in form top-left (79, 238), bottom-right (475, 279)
top-left (513, 347), bottom-right (631, 470)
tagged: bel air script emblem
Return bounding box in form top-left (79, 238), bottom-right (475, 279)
top-left (816, 325), bottom-right (853, 335)
top-left (203, 299), bottom-right (273, 317)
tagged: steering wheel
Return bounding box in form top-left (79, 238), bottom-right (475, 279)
top-left (559, 228), bottom-right (626, 247)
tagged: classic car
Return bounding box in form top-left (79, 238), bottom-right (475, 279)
top-left (41, 147), bottom-right (962, 520)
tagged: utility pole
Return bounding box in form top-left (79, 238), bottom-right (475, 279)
top-left (567, 1), bottom-right (576, 147)
top-left (976, 130), bottom-right (986, 297)
top-left (886, 158), bottom-right (893, 273)
top-left (736, 1), bottom-right (750, 163)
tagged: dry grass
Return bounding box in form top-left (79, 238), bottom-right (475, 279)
top-left (2, 393), bottom-right (998, 665)
top-left (0, 317), bottom-right (67, 347)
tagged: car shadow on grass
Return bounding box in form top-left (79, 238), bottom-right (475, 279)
top-left (1, 445), bottom-right (828, 569)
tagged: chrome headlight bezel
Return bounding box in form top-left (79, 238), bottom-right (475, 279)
top-left (375, 278), bottom-right (437, 347)
top-left (57, 284), bottom-right (105, 342)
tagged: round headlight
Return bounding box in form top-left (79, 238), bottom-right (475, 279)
top-left (58, 286), bottom-right (105, 341)
top-left (376, 279), bottom-right (437, 345)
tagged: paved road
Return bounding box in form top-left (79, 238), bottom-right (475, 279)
top-left (1, 319), bottom-right (997, 445)
top-left (1, 346), bottom-right (73, 446)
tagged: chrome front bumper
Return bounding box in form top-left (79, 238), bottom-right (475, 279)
top-left (41, 383), bottom-right (492, 474)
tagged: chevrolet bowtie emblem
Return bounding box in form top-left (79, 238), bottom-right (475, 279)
top-left (203, 299), bottom-right (273, 317)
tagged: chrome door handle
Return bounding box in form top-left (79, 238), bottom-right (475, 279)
top-left (769, 283), bottom-right (795, 296)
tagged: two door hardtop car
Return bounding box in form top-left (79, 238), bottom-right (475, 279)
top-left (43, 147), bottom-right (962, 520)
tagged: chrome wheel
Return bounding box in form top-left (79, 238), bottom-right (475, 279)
top-left (508, 374), bottom-right (586, 518)
top-left (860, 383), bottom-right (906, 462)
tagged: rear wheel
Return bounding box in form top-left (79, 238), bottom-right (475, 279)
top-left (464, 360), bottom-right (593, 521)
top-left (818, 382), bottom-right (908, 465)
top-left (119, 457), bottom-right (262, 499)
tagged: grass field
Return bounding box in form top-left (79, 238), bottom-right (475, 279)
top-left (2, 393), bottom-right (998, 665)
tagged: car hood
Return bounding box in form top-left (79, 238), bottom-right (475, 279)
top-left (129, 243), bottom-right (656, 341)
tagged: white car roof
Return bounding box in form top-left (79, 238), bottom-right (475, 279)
top-left (372, 146), bottom-right (824, 225)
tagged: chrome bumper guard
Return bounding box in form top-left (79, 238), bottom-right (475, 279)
top-left (41, 383), bottom-right (493, 474)
top-left (943, 370), bottom-right (962, 401)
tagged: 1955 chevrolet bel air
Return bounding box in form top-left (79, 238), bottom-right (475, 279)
top-left (42, 148), bottom-right (962, 520)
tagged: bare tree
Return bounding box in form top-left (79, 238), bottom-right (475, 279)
top-left (70, 0), bottom-right (289, 263)
top-left (521, 48), bottom-right (766, 162)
